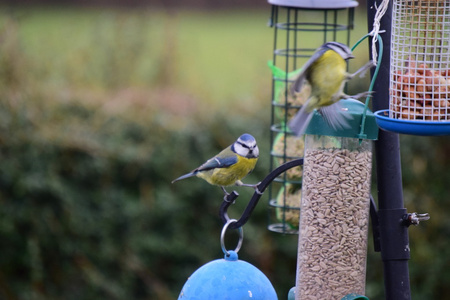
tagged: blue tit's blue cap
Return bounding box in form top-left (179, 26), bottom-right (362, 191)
top-left (238, 133), bottom-right (255, 142)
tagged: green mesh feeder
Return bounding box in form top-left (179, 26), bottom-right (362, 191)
top-left (267, 2), bottom-right (357, 235)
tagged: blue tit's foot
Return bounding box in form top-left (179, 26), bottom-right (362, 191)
top-left (235, 180), bottom-right (263, 195)
top-left (352, 91), bottom-right (373, 99)
top-left (349, 61), bottom-right (375, 79)
top-left (221, 186), bottom-right (230, 197)
top-left (253, 183), bottom-right (263, 195)
top-left (342, 91), bottom-right (373, 101)
top-left (222, 186), bottom-right (234, 203)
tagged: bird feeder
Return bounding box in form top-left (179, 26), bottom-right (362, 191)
top-left (267, 0), bottom-right (358, 234)
top-left (178, 251), bottom-right (277, 300)
top-left (295, 99), bottom-right (378, 299)
top-left (375, 0), bottom-right (450, 135)
top-left (178, 220), bottom-right (278, 300)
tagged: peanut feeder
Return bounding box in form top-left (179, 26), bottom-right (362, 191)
top-left (390, 0), bottom-right (450, 122)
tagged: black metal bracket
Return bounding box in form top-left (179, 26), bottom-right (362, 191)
top-left (220, 157), bottom-right (383, 244)
top-left (217, 155), bottom-right (418, 260)
top-left (402, 212), bottom-right (430, 227)
top-left (219, 158), bottom-right (303, 229)
top-left (369, 201), bottom-right (431, 254)
top-left (370, 194), bottom-right (381, 252)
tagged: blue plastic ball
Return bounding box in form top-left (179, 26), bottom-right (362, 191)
top-left (178, 251), bottom-right (278, 300)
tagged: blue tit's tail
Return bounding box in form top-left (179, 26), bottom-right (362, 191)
top-left (319, 101), bottom-right (352, 130)
top-left (288, 102), bottom-right (314, 137)
top-left (172, 172), bottom-right (196, 183)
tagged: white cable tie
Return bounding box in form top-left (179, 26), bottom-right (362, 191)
top-left (370, 0), bottom-right (390, 65)
top-left (369, 29), bottom-right (386, 36)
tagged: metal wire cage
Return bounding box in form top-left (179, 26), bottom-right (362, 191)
top-left (267, 4), bottom-right (356, 234)
top-left (390, 0), bottom-right (450, 121)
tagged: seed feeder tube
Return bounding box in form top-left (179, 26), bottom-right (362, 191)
top-left (377, 0), bottom-right (450, 135)
top-left (267, 0), bottom-right (357, 234)
top-left (295, 99), bottom-right (377, 299)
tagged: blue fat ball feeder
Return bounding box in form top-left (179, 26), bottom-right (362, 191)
top-left (178, 220), bottom-right (278, 300)
top-left (178, 251), bottom-right (277, 300)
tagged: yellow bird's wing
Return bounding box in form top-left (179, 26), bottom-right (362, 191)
top-left (290, 46), bottom-right (329, 95)
top-left (195, 155), bottom-right (238, 172)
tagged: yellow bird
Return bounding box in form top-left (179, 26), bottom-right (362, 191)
top-left (289, 41), bottom-right (373, 136)
top-left (172, 133), bottom-right (259, 196)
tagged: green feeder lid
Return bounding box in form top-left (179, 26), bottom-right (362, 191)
top-left (305, 99), bottom-right (378, 140)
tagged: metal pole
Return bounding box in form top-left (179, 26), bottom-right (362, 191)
top-left (366, 1), bottom-right (411, 299)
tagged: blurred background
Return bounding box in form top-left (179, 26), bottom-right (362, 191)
top-left (0, 1), bottom-right (448, 299)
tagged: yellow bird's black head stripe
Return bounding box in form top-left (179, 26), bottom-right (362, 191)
top-left (232, 133), bottom-right (259, 159)
top-left (323, 42), bottom-right (354, 60)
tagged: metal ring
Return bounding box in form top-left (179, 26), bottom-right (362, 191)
top-left (220, 219), bottom-right (244, 256)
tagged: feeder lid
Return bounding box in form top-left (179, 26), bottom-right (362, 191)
top-left (178, 251), bottom-right (278, 299)
top-left (267, 0), bottom-right (358, 9)
top-left (305, 99), bottom-right (379, 140)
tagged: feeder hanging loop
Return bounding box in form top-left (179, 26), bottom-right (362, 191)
top-left (220, 219), bottom-right (244, 256)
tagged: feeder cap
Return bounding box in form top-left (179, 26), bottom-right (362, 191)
top-left (267, 0), bottom-right (358, 9)
top-left (305, 99), bottom-right (379, 140)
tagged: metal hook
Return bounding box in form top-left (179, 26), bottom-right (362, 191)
top-left (219, 158), bottom-right (304, 229)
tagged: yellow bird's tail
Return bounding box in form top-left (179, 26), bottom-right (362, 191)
top-left (172, 172), bottom-right (196, 184)
top-left (288, 98), bottom-right (315, 136)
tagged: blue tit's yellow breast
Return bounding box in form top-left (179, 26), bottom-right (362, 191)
top-left (202, 155), bottom-right (258, 187)
top-left (308, 50), bottom-right (347, 107)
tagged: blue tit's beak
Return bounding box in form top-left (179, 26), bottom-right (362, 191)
top-left (248, 145), bottom-right (259, 158)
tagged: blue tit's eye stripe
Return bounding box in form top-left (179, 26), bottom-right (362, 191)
top-left (237, 141), bottom-right (249, 148)
top-left (324, 41), bottom-right (353, 59)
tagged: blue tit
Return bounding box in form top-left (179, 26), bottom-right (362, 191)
top-left (172, 133), bottom-right (259, 196)
top-left (289, 41), bottom-right (373, 136)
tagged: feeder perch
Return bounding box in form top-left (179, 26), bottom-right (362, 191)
top-left (295, 99), bottom-right (377, 299)
top-left (376, 0), bottom-right (450, 135)
top-left (267, 0), bottom-right (357, 234)
top-left (288, 288), bottom-right (369, 300)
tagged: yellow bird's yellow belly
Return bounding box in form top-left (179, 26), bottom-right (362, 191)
top-left (308, 50), bottom-right (347, 109)
top-left (197, 155), bottom-right (258, 187)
